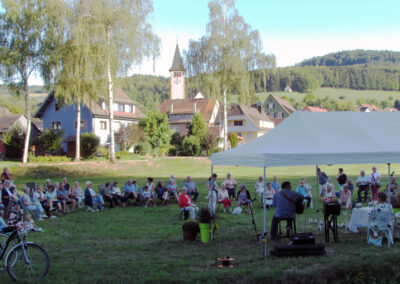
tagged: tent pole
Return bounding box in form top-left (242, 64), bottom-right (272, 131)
top-left (263, 167), bottom-right (267, 259)
top-left (388, 163), bottom-right (391, 248)
top-left (209, 164), bottom-right (214, 244)
top-left (315, 165), bottom-right (320, 233)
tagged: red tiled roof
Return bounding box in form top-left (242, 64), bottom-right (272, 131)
top-left (229, 104), bottom-right (272, 130)
top-left (302, 106), bottom-right (328, 112)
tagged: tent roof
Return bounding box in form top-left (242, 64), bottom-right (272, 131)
top-left (210, 111), bottom-right (400, 167)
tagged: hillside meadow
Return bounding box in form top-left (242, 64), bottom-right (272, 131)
top-left (0, 158), bottom-right (400, 283)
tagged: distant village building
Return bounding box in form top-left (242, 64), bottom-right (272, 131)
top-left (194, 91), bottom-right (205, 99)
top-left (358, 104), bottom-right (378, 112)
top-left (169, 44), bottom-right (186, 100)
top-left (263, 94), bottom-right (296, 119)
top-left (228, 104), bottom-right (274, 145)
top-left (284, 85), bottom-right (293, 93)
top-left (35, 87), bottom-right (145, 157)
top-left (302, 106), bottom-right (328, 112)
top-left (0, 107), bottom-right (41, 156)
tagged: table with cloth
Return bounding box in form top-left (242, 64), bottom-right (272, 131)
top-left (349, 207), bottom-right (373, 233)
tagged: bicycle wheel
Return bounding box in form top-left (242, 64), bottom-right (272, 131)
top-left (0, 232), bottom-right (18, 268)
top-left (6, 243), bottom-right (49, 282)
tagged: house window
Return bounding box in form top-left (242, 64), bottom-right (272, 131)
top-left (267, 103), bottom-right (274, 109)
top-left (75, 120), bottom-right (85, 129)
top-left (234, 120), bottom-right (243, 126)
top-left (276, 112), bottom-right (283, 118)
top-left (100, 121), bottom-right (107, 130)
top-left (270, 113), bottom-right (275, 118)
top-left (132, 105), bottom-right (136, 113)
top-left (117, 104), bottom-right (124, 112)
top-left (52, 122), bottom-right (61, 130)
top-left (126, 104), bottom-right (132, 113)
top-left (237, 132), bottom-right (242, 137)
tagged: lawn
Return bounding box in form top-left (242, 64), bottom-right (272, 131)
top-left (1, 158), bottom-right (400, 283)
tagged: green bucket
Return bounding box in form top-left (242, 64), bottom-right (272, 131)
top-left (199, 223), bottom-right (211, 243)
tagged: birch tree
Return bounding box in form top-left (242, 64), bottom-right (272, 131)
top-left (0, 0), bottom-right (59, 163)
top-left (185, 0), bottom-right (265, 150)
top-left (88, 0), bottom-right (160, 162)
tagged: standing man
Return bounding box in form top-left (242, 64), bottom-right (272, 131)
top-left (271, 181), bottom-right (303, 239)
top-left (317, 168), bottom-right (329, 196)
top-left (336, 168), bottom-right (347, 190)
top-left (209, 174), bottom-right (219, 216)
top-left (184, 176), bottom-right (199, 202)
top-left (356, 170), bottom-right (371, 203)
top-left (370, 166), bottom-right (381, 201)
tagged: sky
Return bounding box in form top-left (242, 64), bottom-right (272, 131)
top-left (27, 0), bottom-right (400, 84)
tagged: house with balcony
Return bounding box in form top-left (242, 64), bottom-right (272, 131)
top-left (263, 94), bottom-right (296, 119)
top-left (227, 104), bottom-right (274, 144)
top-left (34, 87), bottom-right (145, 157)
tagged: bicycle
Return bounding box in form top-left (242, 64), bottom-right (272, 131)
top-left (0, 211), bottom-right (49, 282)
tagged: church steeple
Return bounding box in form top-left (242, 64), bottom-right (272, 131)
top-left (169, 44), bottom-right (185, 100)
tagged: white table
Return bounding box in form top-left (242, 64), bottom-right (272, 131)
top-left (349, 207), bottom-right (373, 233)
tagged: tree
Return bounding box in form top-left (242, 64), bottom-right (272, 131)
top-left (0, 0), bottom-right (59, 163)
top-left (187, 114), bottom-right (208, 138)
top-left (2, 126), bottom-right (25, 159)
top-left (80, 133), bottom-right (100, 159)
top-left (185, 0), bottom-right (265, 150)
top-left (87, 0), bottom-right (160, 162)
top-left (53, 0), bottom-right (105, 161)
top-left (38, 129), bottom-right (64, 155)
top-left (117, 124), bottom-right (145, 152)
top-left (229, 132), bottom-right (238, 148)
top-left (138, 110), bottom-right (172, 156)
top-left (182, 136), bottom-right (201, 156)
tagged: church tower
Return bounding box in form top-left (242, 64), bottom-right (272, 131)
top-left (169, 44), bottom-right (185, 100)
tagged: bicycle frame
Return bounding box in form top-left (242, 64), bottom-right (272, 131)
top-left (0, 230), bottom-right (19, 261)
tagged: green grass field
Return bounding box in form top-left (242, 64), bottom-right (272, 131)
top-left (1, 158), bottom-right (400, 283)
top-left (251, 87), bottom-right (400, 106)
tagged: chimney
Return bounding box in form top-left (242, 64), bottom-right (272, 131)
top-left (193, 102), bottom-right (197, 113)
top-left (170, 103), bottom-right (173, 113)
top-left (257, 101), bottom-right (262, 113)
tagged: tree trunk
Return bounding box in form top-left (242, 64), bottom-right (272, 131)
top-left (22, 70), bottom-right (31, 164)
top-left (263, 70), bottom-right (267, 93)
top-left (75, 97), bottom-right (81, 161)
top-left (223, 88), bottom-right (228, 150)
top-left (107, 31), bottom-right (116, 162)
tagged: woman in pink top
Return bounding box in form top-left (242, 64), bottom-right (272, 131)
top-left (218, 184), bottom-right (232, 213)
top-left (339, 185), bottom-right (352, 209)
top-left (224, 173), bottom-right (238, 201)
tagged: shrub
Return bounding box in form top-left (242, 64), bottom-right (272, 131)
top-left (2, 126), bottom-right (25, 158)
top-left (198, 208), bottom-right (212, 223)
top-left (28, 155), bottom-right (71, 163)
top-left (134, 141), bottom-right (153, 155)
top-left (96, 146), bottom-right (109, 158)
top-left (80, 133), bottom-right (100, 159)
top-left (182, 135), bottom-right (201, 156)
top-left (229, 132), bottom-right (238, 148)
top-left (207, 147), bottom-right (221, 156)
top-left (38, 129), bottom-right (64, 155)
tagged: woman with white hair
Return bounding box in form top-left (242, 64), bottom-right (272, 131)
top-left (84, 181), bottom-right (104, 211)
top-left (22, 188), bottom-right (44, 220)
top-left (224, 173), bottom-right (238, 201)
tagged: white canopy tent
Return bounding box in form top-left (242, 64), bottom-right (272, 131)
top-left (209, 112), bottom-right (400, 256)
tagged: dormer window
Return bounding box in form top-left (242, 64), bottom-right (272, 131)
top-left (101, 101), bottom-right (107, 110)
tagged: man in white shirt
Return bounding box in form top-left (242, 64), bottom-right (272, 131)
top-left (356, 170), bottom-right (371, 203)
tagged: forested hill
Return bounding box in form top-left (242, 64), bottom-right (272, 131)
top-left (299, 50), bottom-right (400, 67)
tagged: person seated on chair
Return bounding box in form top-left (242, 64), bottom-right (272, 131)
top-left (368, 192), bottom-right (394, 246)
top-left (255, 176), bottom-right (264, 201)
top-left (356, 170), bottom-right (371, 203)
top-left (296, 179), bottom-right (312, 208)
top-left (270, 181), bottom-right (303, 240)
top-left (155, 180), bottom-right (169, 206)
top-left (168, 175), bottom-right (177, 186)
top-left (21, 188), bottom-right (43, 220)
top-left (146, 177), bottom-right (155, 195)
top-left (57, 182), bottom-right (75, 214)
top-left (34, 185), bottom-right (55, 219)
top-left (112, 181), bottom-right (126, 207)
top-left (179, 187), bottom-right (199, 220)
top-left (2, 180), bottom-right (16, 219)
top-left (218, 183), bottom-right (232, 213)
top-left (385, 177), bottom-right (398, 196)
top-left (84, 181), bottom-right (104, 211)
top-left (339, 185), bottom-right (352, 209)
top-left (124, 179), bottom-right (138, 201)
top-left (236, 184), bottom-right (252, 213)
top-left (323, 183), bottom-right (337, 203)
top-left (346, 179), bottom-right (354, 193)
top-left (262, 183), bottom-right (275, 208)
top-left (271, 176), bottom-right (281, 192)
top-left (71, 181), bottom-right (85, 209)
top-left (44, 179), bottom-right (52, 192)
top-left (0, 182), bottom-right (4, 211)
top-left (167, 179), bottom-right (179, 200)
top-left (184, 176), bottom-right (199, 202)
top-left (1, 167), bottom-right (12, 184)
top-left (45, 185), bottom-right (61, 213)
top-left (142, 186), bottom-right (154, 208)
top-left (103, 182), bottom-right (117, 209)
top-left (62, 177), bottom-right (70, 192)
top-left (224, 173), bottom-right (238, 201)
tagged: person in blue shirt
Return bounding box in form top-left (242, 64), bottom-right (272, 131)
top-left (271, 181), bottom-right (303, 240)
top-left (296, 179), bottom-right (312, 208)
top-left (124, 179), bottom-right (138, 200)
top-left (184, 176), bottom-right (199, 201)
top-left (271, 176), bottom-right (281, 191)
top-left (317, 168), bottom-right (329, 196)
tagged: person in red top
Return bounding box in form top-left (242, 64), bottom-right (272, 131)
top-left (179, 187), bottom-right (199, 220)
